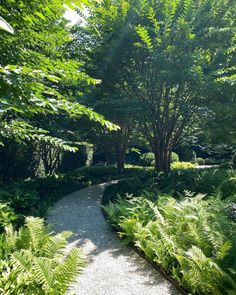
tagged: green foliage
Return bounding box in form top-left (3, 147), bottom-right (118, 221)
top-left (149, 168), bottom-right (236, 198)
top-left (83, 0), bottom-right (236, 172)
top-left (102, 177), bottom-right (148, 206)
top-left (171, 152), bottom-right (179, 163)
top-left (0, 165), bottom-right (153, 225)
top-left (178, 146), bottom-right (197, 163)
top-left (0, 216), bottom-right (85, 294)
top-left (103, 167), bottom-right (236, 203)
top-left (171, 161), bottom-right (196, 170)
top-left (196, 157), bottom-right (205, 165)
top-left (105, 194), bottom-right (236, 294)
top-left (205, 158), bottom-right (216, 165)
top-left (220, 177), bottom-right (236, 199)
top-left (0, 188), bottom-right (39, 216)
top-left (0, 0), bottom-right (118, 152)
top-left (140, 152), bottom-right (179, 167)
top-left (139, 152), bottom-right (155, 166)
top-left (0, 174), bottom-right (90, 224)
top-left (0, 203), bottom-right (17, 232)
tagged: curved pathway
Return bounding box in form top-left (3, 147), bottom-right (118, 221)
top-left (47, 182), bottom-right (181, 295)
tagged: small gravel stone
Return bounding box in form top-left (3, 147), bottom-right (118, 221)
top-left (47, 181), bottom-right (181, 295)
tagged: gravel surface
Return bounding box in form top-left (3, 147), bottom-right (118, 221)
top-left (47, 182), bottom-right (181, 295)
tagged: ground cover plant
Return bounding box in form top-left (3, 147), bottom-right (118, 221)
top-left (103, 167), bottom-right (236, 206)
top-left (104, 193), bottom-right (236, 294)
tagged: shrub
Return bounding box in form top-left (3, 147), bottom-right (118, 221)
top-left (0, 217), bottom-right (85, 294)
top-left (0, 187), bottom-right (39, 216)
top-left (178, 146), bottom-right (196, 163)
top-left (196, 157), bottom-right (205, 165)
top-left (102, 178), bottom-right (146, 205)
top-left (170, 152), bottom-right (179, 163)
top-left (104, 194), bottom-right (236, 294)
top-left (220, 177), bottom-right (236, 199)
top-left (205, 158), bottom-right (215, 165)
top-left (140, 152), bottom-right (179, 166)
top-left (171, 161), bottom-right (196, 170)
top-left (139, 152), bottom-right (155, 166)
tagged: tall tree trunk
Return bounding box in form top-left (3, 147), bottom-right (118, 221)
top-left (115, 144), bottom-right (126, 172)
top-left (152, 142), bottom-right (171, 173)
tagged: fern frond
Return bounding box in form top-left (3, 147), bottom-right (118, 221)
top-left (10, 249), bottom-right (33, 273)
top-left (33, 257), bottom-right (53, 291)
top-left (25, 217), bottom-right (45, 252)
top-left (4, 224), bottom-right (18, 252)
top-left (53, 248), bottom-right (85, 293)
top-left (216, 240), bottom-right (232, 261)
top-left (40, 234), bottom-right (68, 259)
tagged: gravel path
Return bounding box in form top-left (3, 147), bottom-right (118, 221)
top-left (47, 182), bottom-right (181, 295)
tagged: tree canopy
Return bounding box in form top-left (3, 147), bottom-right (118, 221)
top-left (73, 0), bottom-right (236, 172)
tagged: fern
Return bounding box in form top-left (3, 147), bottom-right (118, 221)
top-left (33, 257), bottom-right (53, 291)
top-left (105, 193), bottom-right (236, 294)
top-left (11, 249), bottom-right (33, 273)
top-left (0, 217), bottom-right (85, 294)
top-left (25, 217), bottom-right (45, 252)
top-left (53, 248), bottom-right (85, 293)
top-left (41, 234), bottom-right (69, 259)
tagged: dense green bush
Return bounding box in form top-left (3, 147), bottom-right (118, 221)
top-left (0, 174), bottom-right (90, 225)
top-left (140, 152), bottom-right (179, 167)
top-left (0, 165), bottom-right (153, 225)
top-left (178, 146), bottom-right (197, 163)
top-left (170, 152), bottom-right (179, 163)
top-left (139, 152), bottom-right (155, 166)
top-left (102, 178), bottom-right (146, 205)
top-left (196, 157), bottom-right (205, 165)
top-left (0, 187), bottom-right (39, 216)
top-left (104, 194), bottom-right (236, 295)
top-left (205, 158), bottom-right (216, 165)
top-left (220, 177), bottom-right (236, 199)
top-left (0, 141), bottom-right (38, 183)
top-left (103, 167), bottom-right (236, 202)
top-left (148, 168), bottom-right (236, 198)
top-left (0, 217), bottom-right (85, 294)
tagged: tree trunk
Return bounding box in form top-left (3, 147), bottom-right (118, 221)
top-left (152, 143), bottom-right (171, 173)
top-left (115, 144), bottom-right (126, 173)
top-left (85, 146), bottom-right (94, 167)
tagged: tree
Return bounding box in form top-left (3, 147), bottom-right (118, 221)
top-left (83, 0), bottom-right (236, 172)
top-left (0, 0), bottom-right (118, 153)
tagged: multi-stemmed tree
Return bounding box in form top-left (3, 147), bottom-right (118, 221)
top-left (80, 0), bottom-right (236, 172)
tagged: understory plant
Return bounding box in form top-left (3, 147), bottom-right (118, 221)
top-left (0, 217), bottom-right (85, 294)
top-left (104, 194), bottom-right (236, 294)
